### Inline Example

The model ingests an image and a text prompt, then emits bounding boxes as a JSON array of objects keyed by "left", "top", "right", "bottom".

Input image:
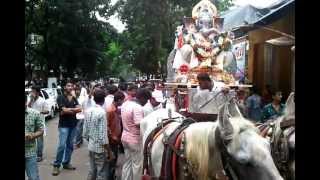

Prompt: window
[
  {"left": 57, "top": 89, "right": 62, "bottom": 96},
  {"left": 41, "top": 90, "right": 49, "bottom": 99}
]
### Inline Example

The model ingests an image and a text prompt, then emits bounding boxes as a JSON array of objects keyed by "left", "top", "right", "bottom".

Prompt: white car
[
  {"left": 25, "top": 88, "right": 56, "bottom": 119},
  {"left": 42, "top": 88, "right": 59, "bottom": 111}
]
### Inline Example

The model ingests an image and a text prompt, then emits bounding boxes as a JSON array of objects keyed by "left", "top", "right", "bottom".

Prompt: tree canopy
[{"left": 25, "top": 0, "right": 119, "bottom": 79}]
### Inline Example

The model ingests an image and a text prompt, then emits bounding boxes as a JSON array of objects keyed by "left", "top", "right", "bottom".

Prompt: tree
[{"left": 25, "top": 0, "right": 119, "bottom": 79}]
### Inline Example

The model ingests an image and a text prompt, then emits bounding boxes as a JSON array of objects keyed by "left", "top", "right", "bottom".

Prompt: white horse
[
  {"left": 259, "top": 92, "right": 295, "bottom": 180},
  {"left": 141, "top": 100, "right": 283, "bottom": 180}
]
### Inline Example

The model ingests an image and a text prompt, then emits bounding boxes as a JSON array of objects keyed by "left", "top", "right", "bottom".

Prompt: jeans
[
  {"left": 25, "top": 155, "right": 40, "bottom": 180},
  {"left": 74, "top": 119, "right": 84, "bottom": 145},
  {"left": 108, "top": 144, "right": 119, "bottom": 180},
  {"left": 88, "top": 151, "right": 109, "bottom": 180},
  {"left": 53, "top": 127, "right": 77, "bottom": 167},
  {"left": 37, "top": 136, "right": 44, "bottom": 158}
]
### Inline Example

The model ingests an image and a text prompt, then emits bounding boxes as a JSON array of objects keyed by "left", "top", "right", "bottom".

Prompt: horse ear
[
  {"left": 218, "top": 103, "right": 234, "bottom": 141},
  {"left": 285, "top": 92, "right": 295, "bottom": 117},
  {"left": 228, "top": 98, "right": 243, "bottom": 118}
]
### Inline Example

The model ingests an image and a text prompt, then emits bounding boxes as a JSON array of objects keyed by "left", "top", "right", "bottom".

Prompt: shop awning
[{"left": 266, "top": 36, "right": 295, "bottom": 46}]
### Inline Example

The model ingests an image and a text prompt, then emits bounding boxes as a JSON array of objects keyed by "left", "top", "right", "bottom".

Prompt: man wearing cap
[{"left": 143, "top": 90, "right": 165, "bottom": 117}]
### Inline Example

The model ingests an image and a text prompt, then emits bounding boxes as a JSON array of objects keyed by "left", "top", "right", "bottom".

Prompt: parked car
[
  {"left": 42, "top": 88, "right": 58, "bottom": 111},
  {"left": 25, "top": 88, "right": 56, "bottom": 119},
  {"left": 51, "top": 88, "right": 63, "bottom": 99}
]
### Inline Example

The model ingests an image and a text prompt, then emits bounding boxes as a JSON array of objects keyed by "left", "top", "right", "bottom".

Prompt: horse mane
[
  {"left": 185, "top": 122, "right": 215, "bottom": 180},
  {"left": 184, "top": 117, "right": 257, "bottom": 180}
]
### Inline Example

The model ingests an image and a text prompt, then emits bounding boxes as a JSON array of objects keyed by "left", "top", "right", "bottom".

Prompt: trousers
[
  {"left": 53, "top": 127, "right": 77, "bottom": 167},
  {"left": 87, "top": 151, "right": 109, "bottom": 180},
  {"left": 121, "top": 141, "right": 143, "bottom": 180},
  {"left": 25, "top": 155, "right": 40, "bottom": 180}
]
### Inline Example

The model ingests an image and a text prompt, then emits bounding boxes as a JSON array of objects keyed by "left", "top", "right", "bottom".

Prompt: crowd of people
[
  {"left": 237, "top": 84, "right": 286, "bottom": 123},
  {"left": 25, "top": 78, "right": 166, "bottom": 180},
  {"left": 25, "top": 75, "right": 286, "bottom": 180}
]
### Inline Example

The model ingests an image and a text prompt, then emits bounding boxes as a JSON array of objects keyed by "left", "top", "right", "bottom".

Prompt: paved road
[{"left": 26, "top": 115, "right": 124, "bottom": 180}]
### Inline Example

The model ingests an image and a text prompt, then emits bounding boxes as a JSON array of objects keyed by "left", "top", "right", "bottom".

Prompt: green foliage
[
  {"left": 214, "top": 0, "right": 234, "bottom": 13},
  {"left": 25, "top": 0, "right": 118, "bottom": 79}
]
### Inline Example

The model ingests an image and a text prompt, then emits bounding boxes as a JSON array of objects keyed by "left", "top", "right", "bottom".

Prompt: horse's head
[{"left": 217, "top": 100, "right": 283, "bottom": 180}]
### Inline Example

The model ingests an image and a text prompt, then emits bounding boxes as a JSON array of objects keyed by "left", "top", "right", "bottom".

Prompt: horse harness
[
  {"left": 270, "top": 117, "right": 295, "bottom": 179},
  {"left": 142, "top": 117, "right": 235, "bottom": 180},
  {"left": 142, "top": 118, "right": 197, "bottom": 180},
  {"left": 142, "top": 119, "right": 175, "bottom": 179}
]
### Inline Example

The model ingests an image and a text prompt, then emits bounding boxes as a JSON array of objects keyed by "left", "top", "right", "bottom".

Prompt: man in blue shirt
[{"left": 245, "top": 86, "right": 262, "bottom": 122}]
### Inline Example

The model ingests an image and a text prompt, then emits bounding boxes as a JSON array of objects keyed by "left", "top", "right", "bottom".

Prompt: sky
[{"left": 100, "top": 0, "right": 281, "bottom": 33}]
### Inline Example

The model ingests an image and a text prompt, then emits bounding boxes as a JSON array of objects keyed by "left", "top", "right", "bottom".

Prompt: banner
[{"left": 232, "top": 41, "right": 247, "bottom": 81}]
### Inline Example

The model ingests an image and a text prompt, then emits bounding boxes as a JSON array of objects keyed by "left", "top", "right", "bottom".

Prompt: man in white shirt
[
  {"left": 79, "top": 84, "right": 88, "bottom": 98},
  {"left": 103, "top": 85, "right": 118, "bottom": 110},
  {"left": 74, "top": 86, "right": 86, "bottom": 148},
  {"left": 143, "top": 90, "right": 165, "bottom": 117},
  {"left": 190, "top": 73, "right": 231, "bottom": 114},
  {"left": 28, "top": 86, "right": 49, "bottom": 162},
  {"left": 75, "top": 86, "right": 97, "bottom": 147}
]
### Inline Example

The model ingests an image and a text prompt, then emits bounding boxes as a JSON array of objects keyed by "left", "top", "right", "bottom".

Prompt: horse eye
[{"left": 246, "top": 161, "right": 255, "bottom": 167}]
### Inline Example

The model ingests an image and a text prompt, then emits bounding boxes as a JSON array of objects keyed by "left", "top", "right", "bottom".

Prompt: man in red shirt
[{"left": 106, "top": 91, "right": 125, "bottom": 179}]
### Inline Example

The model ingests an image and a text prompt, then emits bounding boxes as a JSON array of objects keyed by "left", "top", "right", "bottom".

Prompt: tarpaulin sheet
[{"left": 221, "top": 0, "right": 294, "bottom": 32}]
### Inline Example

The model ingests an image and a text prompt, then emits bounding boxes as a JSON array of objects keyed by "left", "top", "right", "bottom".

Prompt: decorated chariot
[{"left": 164, "top": 0, "right": 251, "bottom": 120}]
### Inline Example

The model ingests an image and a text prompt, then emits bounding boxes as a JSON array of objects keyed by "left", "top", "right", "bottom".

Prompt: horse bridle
[{"left": 215, "top": 127, "right": 240, "bottom": 180}]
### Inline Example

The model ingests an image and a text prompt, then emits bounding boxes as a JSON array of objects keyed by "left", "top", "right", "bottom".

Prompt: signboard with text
[{"left": 232, "top": 41, "right": 247, "bottom": 81}]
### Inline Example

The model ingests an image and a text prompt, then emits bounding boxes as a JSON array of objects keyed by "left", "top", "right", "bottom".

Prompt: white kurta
[{"left": 143, "top": 101, "right": 162, "bottom": 117}]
